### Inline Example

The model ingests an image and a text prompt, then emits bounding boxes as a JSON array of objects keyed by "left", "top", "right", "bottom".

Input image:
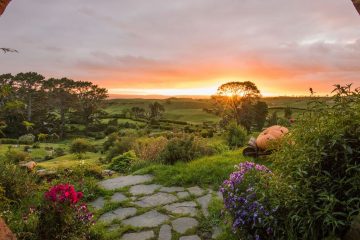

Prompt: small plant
[
  {"left": 110, "top": 151, "right": 137, "bottom": 173},
  {"left": 104, "top": 125, "right": 118, "bottom": 135},
  {"left": 5, "top": 150, "right": 31, "bottom": 163},
  {"left": 226, "top": 122, "right": 248, "bottom": 148},
  {"left": 54, "top": 147, "right": 66, "bottom": 157},
  {"left": 70, "top": 138, "right": 92, "bottom": 159},
  {"left": 158, "top": 135, "right": 196, "bottom": 164},
  {"left": 37, "top": 184, "right": 93, "bottom": 239},
  {"left": 18, "top": 134, "right": 35, "bottom": 144}
]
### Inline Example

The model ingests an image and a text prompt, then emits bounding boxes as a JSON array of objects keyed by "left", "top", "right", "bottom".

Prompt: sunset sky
[{"left": 0, "top": 0, "right": 359, "bottom": 97}]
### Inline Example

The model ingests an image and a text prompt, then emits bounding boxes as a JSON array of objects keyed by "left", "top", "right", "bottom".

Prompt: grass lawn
[
  {"left": 38, "top": 152, "right": 102, "bottom": 169},
  {"left": 133, "top": 149, "right": 250, "bottom": 188},
  {"left": 0, "top": 143, "right": 69, "bottom": 160}
]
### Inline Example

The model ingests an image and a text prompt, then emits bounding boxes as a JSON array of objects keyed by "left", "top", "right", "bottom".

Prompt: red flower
[{"left": 45, "top": 183, "right": 83, "bottom": 205}]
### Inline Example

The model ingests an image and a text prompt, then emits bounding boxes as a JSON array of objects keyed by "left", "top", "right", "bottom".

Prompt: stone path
[{"left": 90, "top": 174, "right": 222, "bottom": 240}]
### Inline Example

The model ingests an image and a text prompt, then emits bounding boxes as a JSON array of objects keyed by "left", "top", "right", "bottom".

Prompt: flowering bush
[
  {"left": 45, "top": 183, "right": 83, "bottom": 204},
  {"left": 37, "top": 183, "right": 93, "bottom": 239},
  {"left": 221, "top": 161, "right": 277, "bottom": 240}
]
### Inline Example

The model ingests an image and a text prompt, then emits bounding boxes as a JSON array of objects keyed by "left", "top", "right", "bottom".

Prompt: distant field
[
  {"left": 105, "top": 97, "right": 321, "bottom": 124},
  {"left": 105, "top": 98, "right": 220, "bottom": 124}
]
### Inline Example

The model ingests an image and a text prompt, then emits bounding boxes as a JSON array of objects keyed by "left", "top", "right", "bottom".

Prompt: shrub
[
  {"left": 226, "top": 122, "right": 248, "bottom": 148},
  {"left": 86, "top": 131, "right": 105, "bottom": 140},
  {"left": 268, "top": 85, "right": 360, "bottom": 239},
  {"left": 158, "top": 135, "right": 197, "bottom": 164},
  {"left": 106, "top": 137, "right": 135, "bottom": 162},
  {"left": 37, "top": 184, "right": 93, "bottom": 239},
  {"left": 54, "top": 147, "right": 66, "bottom": 157},
  {"left": 102, "top": 132, "right": 120, "bottom": 151},
  {"left": 0, "top": 159, "right": 38, "bottom": 202},
  {"left": 32, "top": 142, "right": 41, "bottom": 149},
  {"left": 5, "top": 150, "right": 31, "bottom": 163},
  {"left": 70, "top": 138, "right": 92, "bottom": 159},
  {"left": 18, "top": 134, "right": 35, "bottom": 144},
  {"left": 133, "top": 137, "right": 168, "bottom": 162},
  {"left": 109, "top": 151, "right": 137, "bottom": 173},
  {"left": 201, "top": 129, "right": 214, "bottom": 138},
  {"left": 104, "top": 125, "right": 118, "bottom": 135},
  {"left": 221, "top": 162, "right": 277, "bottom": 240}
]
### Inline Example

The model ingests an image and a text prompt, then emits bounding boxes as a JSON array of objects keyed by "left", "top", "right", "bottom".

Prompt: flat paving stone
[
  {"left": 89, "top": 197, "right": 105, "bottom": 210},
  {"left": 158, "top": 224, "right": 172, "bottom": 240},
  {"left": 177, "top": 191, "right": 190, "bottom": 199},
  {"left": 111, "top": 192, "right": 127, "bottom": 202},
  {"left": 121, "top": 230, "right": 154, "bottom": 240},
  {"left": 98, "top": 207, "right": 137, "bottom": 222},
  {"left": 172, "top": 217, "right": 199, "bottom": 234},
  {"left": 179, "top": 235, "right": 201, "bottom": 240},
  {"left": 187, "top": 186, "right": 205, "bottom": 197},
  {"left": 160, "top": 186, "right": 185, "bottom": 193},
  {"left": 216, "top": 191, "right": 223, "bottom": 201},
  {"left": 122, "top": 210, "right": 169, "bottom": 228},
  {"left": 98, "top": 175, "right": 153, "bottom": 190},
  {"left": 164, "top": 201, "right": 198, "bottom": 216},
  {"left": 134, "top": 192, "right": 178, "bottom": 207},
  {"left": 197, "top": 194, "right": 212, "bottom": 217},
  {"left": 179, "top": 236, "right": 201, "bottom": 240},
  {"left": 129, "top": 184, "right": 161, "bottom": 195},
  {"left": 212, "top": 226, "right": 222, "bottom": 239}
]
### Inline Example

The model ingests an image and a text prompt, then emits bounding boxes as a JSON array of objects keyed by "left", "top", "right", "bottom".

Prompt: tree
[
  {"left": 213, "top": 81, "right": 261, "bottom": 132},
  {"left": 253, "top": 101, "right": 268, "bottom": 130},
  {"left": 14, "top": 72, "right": 45, "bottom": 122},
  {"left": 43, "top": 78, "right": 77, "bottom": 139},
  {"left": 73, "top": 81, "right": 108, "bottom": 126},
  {"left": 131, "top": 107, "right": 145, "bottom": 119},
  {"left": 148, "top": 102, "right": 165, "bottom": 120}
]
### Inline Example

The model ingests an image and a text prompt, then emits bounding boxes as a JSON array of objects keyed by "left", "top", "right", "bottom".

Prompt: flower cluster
[
  {"left": 76, "top": 203, "right": 94, "bottom": 224},
  {"left": 221, "top": 161, "right": 276, "bottom": 240},
  {"left": 45, "top": 183, "right": 83, "bottom": 204}
]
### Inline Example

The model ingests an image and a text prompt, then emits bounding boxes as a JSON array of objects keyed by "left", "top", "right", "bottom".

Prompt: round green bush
[
  {"left": 70, "top": 138, "right": 92, "bottom": 159},
  {"left": 226, "top": 122, "right": 248, "bottom": 148}
]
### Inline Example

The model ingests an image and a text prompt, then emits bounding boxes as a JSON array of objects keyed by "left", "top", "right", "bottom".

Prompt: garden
[{"left": 1, "top": 76, "right": 359, "bottom": 240}]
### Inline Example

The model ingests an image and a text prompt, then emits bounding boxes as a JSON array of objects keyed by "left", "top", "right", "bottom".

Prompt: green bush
[
  {"left": 226, "top": 122, "right": 248, "bottom": 148},
  {"left": 0, "top": 158, "right": 38, "bottom": 202},
  {"left": 158, "top": 135, "right": 194, "bottom": 164},
  {"left": 54, "top": 147, "right": 66, "bottom": 157},
  {"left": 5, "top": 150, "right": 31, "bottom": 163},
  {"left": 109, "top": 151, "right": 137, "bottom": 173},
  {"left": 70, "top": 138, "right": 92, "bottom": 159},
  {"left": 268, "top": 85, "right": 360, "bottom": 239},
  {"left": 18, "top": 134, "right": 35, "bottom": 144},
  {"left": 106, "top": 137, "right": 135, "bottom": 162},
  {"left": 104, "top": 125, "right": 118, "bottom": 135},
  {"left": 102, "top": 132, "right": 120, "bottom": 151}
]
